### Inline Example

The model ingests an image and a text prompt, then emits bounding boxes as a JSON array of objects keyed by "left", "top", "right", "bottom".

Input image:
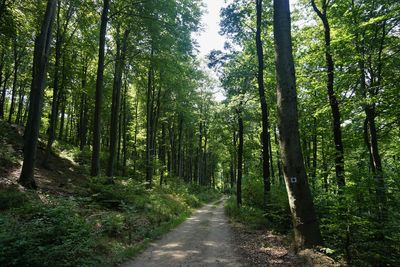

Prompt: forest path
[{"left": 123, "top": 198, "right": 244, "bottom": 267}]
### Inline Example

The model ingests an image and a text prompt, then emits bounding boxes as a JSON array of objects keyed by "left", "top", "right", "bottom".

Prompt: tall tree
[
  {"left": 311, "top": 0, "right": 345, "bottom": 191},
  {"left": 106, "top": 28, "right": 129, "bottom": 179},
  {"left": 91, "top": 0, "right": 110, "bottom": 177},
  {"left": 273, "top": 0, "right": 322, "bottom": 249},
  {"left": 19, "top": 0, "right": 57, "bottom": 188},
  {"left": 255, "top": 0, "right": 271, "bottom": 205}
]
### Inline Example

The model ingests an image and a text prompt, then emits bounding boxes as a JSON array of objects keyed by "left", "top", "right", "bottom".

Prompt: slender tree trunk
[
  {"left": 19, "top": 0, "right": 56, "bottom": 189},
  {"left": 15, "top": 81, "right": 25, "bottom": 125},
  {"left": 145, "top": 49, "right": 154, "bottom": 188},
  {"left": 0, "top": 53, "right": 4, "bottom": 118},
  {"left": 0, "top": 68, "right": 10, "bottom": 119},
  {"left": 197, "top": 121, "right": 203, "bottom": 185},
  {"left": 256, "top": 0, "right": 271, "bottom": 205},
  {"left": 311, "top": 0, "right": 345, "bottom": 190},
  {"left": 203, "top": 122, "right": 208, "bottom": 185},
  {"left": 355, "top": 22, "right": 387, "bottom": 219},
  {"left": 78, "top": 63, "right": 88, "bottom": 151},
  {"left": 8, "top": 38, "right": 19, "bottom": 123},
  {"left": 122, "top": 77, "right": 128, "bottom": 176},
  {"left": 107, "top": 28, "right": 129, "bottom": 179},
  {"left": 44, "top": 0, "right": 62, "bottom": 165},
  {"left": 311, "top": 117, "right": 318, "bottom": 190},
  {"left": 160, "top": 122, "right": 166, "bottom": 186},
  {"left": 91, "top": 0, "right": 110, "bottom": 177},
  {"left": 236, "top": 109, "right": 243, "bottom": 208},
  {"left": 273, "top": 0, "right": 323, "bottom": 249}
]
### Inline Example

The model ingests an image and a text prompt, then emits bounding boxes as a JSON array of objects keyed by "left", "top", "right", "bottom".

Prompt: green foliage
[
  {"left": 0, "top": 179, "right": 220, "bottom": 266},
  {"left": 0, "top": 194, "right": 102, "bottom": 267},
  {"left": 225, "top": 196, "right": 267, "bottom": 229},
  {"left": 0, "top": 188, "right": 29, "bottom": 210}
]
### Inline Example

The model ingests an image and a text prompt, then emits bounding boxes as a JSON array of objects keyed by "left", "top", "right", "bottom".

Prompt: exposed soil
[
  {"left": 123, "top": 199, "right": 309, "bottom": 267},
  {"left": 230, "top": 223, "right": 306, "bottom": 266},
  {"left": 0, "top": 121, "right": 88, "bottom": 195},
  {"left": 123, "top": 199, "right": 245, "bottom": 267}
]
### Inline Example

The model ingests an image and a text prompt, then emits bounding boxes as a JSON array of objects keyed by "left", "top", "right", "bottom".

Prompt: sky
[
  {"left": 194, "top": 0, "right": 228, "bottom": 101},
  {"left": 194, "top": 0, "right": 300, "bottom": 101},
  {"left": 196, "top": 0, "right": 227, "bottom": 57}
]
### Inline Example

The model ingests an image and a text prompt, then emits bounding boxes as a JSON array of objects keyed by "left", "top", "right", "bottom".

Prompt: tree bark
[
  {"left": 145, "top": 48, "right": 154, "bottom": 188},
  {"left": 90, "top": 0, "right": 110, "bottom": 177},
  {"left": 19, "top": 0, "right": 56, "bottom": 189},
  {"left": 43, "top": 1, "right": 62, "bottom": 164},
  {"left": 106, "top": 28, "right": 129, "bottom": 179},
  {"left": 8, "top": 37, "right": 20, "bottom": 123},
  {"left": 0, "top": 66, "right": 10, "bottom": 119},
  {"left": 273, "top": 0, "right": 323, "bottom": 249},
  {"left": 236, "top": 109, "right": 243, "bottom": 208},
  {"left": 311, "top": 0, "right": 345, "bottom": 191},
  {"left": 256, "top": 0, "right": 271, "bottom": 205}
]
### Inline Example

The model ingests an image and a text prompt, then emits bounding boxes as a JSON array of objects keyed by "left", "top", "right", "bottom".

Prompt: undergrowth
[{"left": 0, "top": 178, "right": 220, "bottom": 266}]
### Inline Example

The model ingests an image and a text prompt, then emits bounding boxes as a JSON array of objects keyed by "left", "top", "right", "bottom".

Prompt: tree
[
  {"left": 273, "top": 0, "right": 322, "bottom": 249},
  {"left": 255, "top": 0, "right": 271, "bottom": 205},
  {"left": 311, "top": 0, "right": 345, "bottom": 191},
  {"left": 19, "top": 0, "right": 57, "bottom": 188},
  {"left": 91, "top": 0, "right": 110, "bottom": 177},
  {"left": 106, "top": 28, "right": 129, "bottom": 179}
]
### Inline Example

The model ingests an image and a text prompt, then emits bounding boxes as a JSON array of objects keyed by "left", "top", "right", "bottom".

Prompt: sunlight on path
[{"left": 122, "top": 199, "right": 243, "bottom": 267}]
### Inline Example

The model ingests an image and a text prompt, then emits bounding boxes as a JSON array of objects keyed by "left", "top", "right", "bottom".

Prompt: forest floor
[
  {"left": 0, "top": 120, "right": 88, "bottom": 194},
  {"left": 123, "top": 198, "right": 307, "bottom": 267}
]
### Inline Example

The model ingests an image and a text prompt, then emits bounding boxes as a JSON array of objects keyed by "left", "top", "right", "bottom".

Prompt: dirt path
[{"left": 123, "top": 198, "right": 244, "bottom": 267}]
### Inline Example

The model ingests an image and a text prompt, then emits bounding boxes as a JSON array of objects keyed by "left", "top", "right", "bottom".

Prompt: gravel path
[{"left": 123, "top": 198, "right": 244, "bottom": 267}]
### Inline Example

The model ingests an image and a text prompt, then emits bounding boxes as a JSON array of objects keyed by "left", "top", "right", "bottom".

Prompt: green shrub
[
  {"left": 225, "top": 196, "right": 267, "bottom": 229},
  {"left": 0, "top": 188, "right": 29, "bottom": 210},
  {"left": 0, "top": 199, "right": 102, "bottom": 267}
]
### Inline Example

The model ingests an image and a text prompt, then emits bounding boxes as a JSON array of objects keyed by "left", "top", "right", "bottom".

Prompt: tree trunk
[
  {"left": 273, "top": 0, "right": 323, "bottom": 249},
  {"left": 256, "top": 0, "right": 271, "bottom": 205},
  {"left": 236, "top": 109, "right": 243, "bottom": 208},
  {"left": 8, "top": 38, "right": 20, "bottom": 123},
  {"left": 19, "top": 0, "right": 56, "bottom": 189},
  {"left": 107, "top": 28, "right": 129, "bottom": 179},
  {"left": 145, "top": 48, "right": 154, "bottom": 188},
  {"left": 15, "top": 81, "right": 26, "bottom": 125},
  {"left": 43, "top": 0, "right": 62, "bottom": 165},
  {"left": 90, "top": 0, "right": 110, "bottom": 177},
  {"left": 0, "top": 68, "right": 10, "bottom": 119},
  {"left": 311, "top": 0, "right": 345, "bottom": 191}
]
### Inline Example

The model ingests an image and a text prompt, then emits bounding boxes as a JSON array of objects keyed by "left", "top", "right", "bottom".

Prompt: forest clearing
[{"left": 0, "top": 0, "right": 399, "bottom": 266}]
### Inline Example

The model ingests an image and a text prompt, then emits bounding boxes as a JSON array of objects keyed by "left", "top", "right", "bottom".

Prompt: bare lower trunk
[
  {"left": 19, "top": 0, "right": 56, "bottom": 189},
  {"left": 91, "top": 0, "right": 110, "bottom": 177},
  {"left": 273, "top": 0, "right": 323, "bottom": 249},
  {"left": 236, "top": 109, "right": 243, "bottom": 208},
  {"left": 256, "top": 0, "right": 271, "bottom": 206},
  {"left": 311, "top": 0, "right": 345, "bottom": 190}
]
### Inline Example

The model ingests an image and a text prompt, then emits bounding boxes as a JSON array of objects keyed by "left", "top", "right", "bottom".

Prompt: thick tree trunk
[
  {"left": 311, "top": 0, "right": 345, "bottom": 191},
  {"left": 273, "top": 0, "right": 323, "bottom": 249},
  {"left": 256, "top": 0, "right": 271, "bottom": 205},
  {"left": 107, "top": 28, "right": 129, "bottom": 179},
  {"left": 90, "top": 0, "right": 110, "bottom": 177},
  {"left": 19, "top": 0, "right": 56, "bottom": 189}
]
